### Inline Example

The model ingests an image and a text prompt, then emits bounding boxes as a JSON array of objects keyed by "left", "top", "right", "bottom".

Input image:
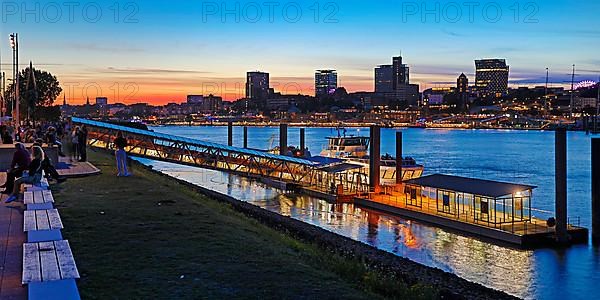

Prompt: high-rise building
[
  {"left": 475, "top": 59, "right": 509, "bottom": 98},
  {"left": 315, "top": 70, "right": 338, "bottom": 97},
  {"left": 457, "top": 73, "right": 468, "bottom": 93},
  {"left": 187, "top": 95, "right": 204, "bottom": 104},
  {"left": 95, "top": 97, "right": 108, "bottom": 106},
  {"left": 246, "top": 71, "right": 270, "bottom": 100},
  {"left": 392, "top": 56, "right": 410, "bottom": 89},
  {"left": 375, "top": 65, "right": 393, "bottom": 93},
  {"left": 373, "top": 55, "right": 419, "bottom": 106},
  {"left": 201, "top": 94, "right": 223, "bottom": 113},
  {"left": 457, "top": 73, "right": 469, "bottom": 112}
]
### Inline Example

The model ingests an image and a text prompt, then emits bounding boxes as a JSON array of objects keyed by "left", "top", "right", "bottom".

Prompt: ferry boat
[{"left": 319, "top": 134, "right": 424, "bottom": 184}]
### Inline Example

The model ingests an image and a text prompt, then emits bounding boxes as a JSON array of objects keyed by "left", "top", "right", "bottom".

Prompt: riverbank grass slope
[{"left": 53, "top": 150, "right": 438, "bottom": 299}]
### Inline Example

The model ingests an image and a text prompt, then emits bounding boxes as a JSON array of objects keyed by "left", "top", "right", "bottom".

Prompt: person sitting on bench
[
  {"left": 45, "top": 126, "right": 66, "bottom": 157},
  {"left": 33, "top": 139, "right": 66, "bottom": 184},
  {"left": 1, "top": 143, "right": 30, "bottom": 194},
  {"left": 5, "top": 146, "right": 45, "bottom": 203}
]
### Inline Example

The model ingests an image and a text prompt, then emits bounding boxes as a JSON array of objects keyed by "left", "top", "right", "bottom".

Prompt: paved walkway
[
  {"left": 0, "top": 173, "right": 26, "bottom": 300},
  {"left": 57, "top": 157, "right": 101, "bottom": 178},
  {"left": 0, "top": 158, "right": 99, "bottom": 299}
]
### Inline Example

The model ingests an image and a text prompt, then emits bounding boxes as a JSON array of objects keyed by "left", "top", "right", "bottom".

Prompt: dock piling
[
  {"left": 585, "top": 117, "right": 590, "bottom": 135},
  {"left": 228, "top": 122, "right": 233, "bottom": 146},
  {"left": 280, "top": 123, "right": 288, "bottom": 156},
  {"left": 396, "top": 131, "right": 403, "bottom": 186},
  {"left": 370, "top": 125, "right": 381, "bottom": 193},
  {"left": 243, "top": 126, "right": 248, "bottom": 149},
  {"left": 592, "top": 138, "right": 600, "bottom": 243},
  {"left": 300, "top": 128, "right": 305, "bottom": 157},
  {"left": 555, "top": 128, "right": 569, "bottom": 243}
]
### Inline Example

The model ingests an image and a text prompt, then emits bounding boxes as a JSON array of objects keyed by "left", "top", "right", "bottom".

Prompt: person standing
[
  {"left": 114, "top": 131, "right": 130, "bottom": 176},
  {"left": 70, "top": 126, "right": 80, "bottom": 162},
  {"left": 78, "top": 125, "right": 88, "bottom": 162}
]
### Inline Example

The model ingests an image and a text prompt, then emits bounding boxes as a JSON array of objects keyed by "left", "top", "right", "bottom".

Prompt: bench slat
[
  {"left": 35, "top": 210, "right": 51, "bottom": 231},
  {"left": 39, "top": 241, "right": 61, "bottom": 281},
  {"left": 25, "top": 185, "right": 48, "bottom": 192},
  {"left": 48, "top": 209, "right": 63, "bottom": 230},
  {"left": 43, "top": 190, "right": 55, "bottom": 203},
  {"left": 24, "top": 211, "right": 37, "bottom": 232},
  {"left": 24, "top": 191, "right": 34, "bottom": 204},
  {"left": 33, "top": 191, "right": 44, "bottom": 204},
  {"left": 55, "top": 240, "right": 80, "bottom": 280},
  {"left": 23, "top": 243, "right": 42, "bottom": 284}
]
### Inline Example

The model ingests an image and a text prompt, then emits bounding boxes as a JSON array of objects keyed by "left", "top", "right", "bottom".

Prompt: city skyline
[{"left": 1, "top": 0, "right": 599, "bottom": 104}]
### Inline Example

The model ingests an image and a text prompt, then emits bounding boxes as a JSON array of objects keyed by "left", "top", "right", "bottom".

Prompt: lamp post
[
  {"left": 10, "top": 33, "right": 19, "bottom": 128},
  {"left": 6, "top": 78, "right": 13, "bottom": 121},
  {"left": 0, "top": 72, "right": 4, "bottom": 118}
]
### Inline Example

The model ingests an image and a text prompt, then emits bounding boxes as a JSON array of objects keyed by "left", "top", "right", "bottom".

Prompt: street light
[
  {"left": 9, "top": 33, "right": 19, "bottom": 127},
  {"left": 9, "top": 34, "right": 15, "bottom": 49}
]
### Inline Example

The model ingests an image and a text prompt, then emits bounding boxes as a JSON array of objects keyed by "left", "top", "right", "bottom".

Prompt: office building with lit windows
[
  {"left": 375, "top": 65, "right": 394, "bottom": 93},
  {"left": 246, "top": 71, "right": 270, "bottom": 100},
  {"left": 392, "top": 56, "right": 409, "bottom": 89},
  {"left": 373, "top": 55, "right": 419, "bottom": 106},
  {"left": 475, "top": 59, "right": 509, "bottom": 98},
  {"left": 315, "top": 70, "right": 338, "bottom": 97}
]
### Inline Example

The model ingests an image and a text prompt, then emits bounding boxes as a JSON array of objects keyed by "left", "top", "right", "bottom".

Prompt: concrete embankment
[{"left": 139, "top": 162, "right": 518, "bottom": 300}]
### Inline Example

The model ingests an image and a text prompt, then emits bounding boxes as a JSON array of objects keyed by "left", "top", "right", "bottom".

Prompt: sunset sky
[{"left": 1, "top": 0, "right": 599, "bottom": 105}]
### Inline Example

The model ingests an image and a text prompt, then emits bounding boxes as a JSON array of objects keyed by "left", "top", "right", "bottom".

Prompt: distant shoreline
[{"left": 148, "top": 122, "right": 595, "bottom": 133}]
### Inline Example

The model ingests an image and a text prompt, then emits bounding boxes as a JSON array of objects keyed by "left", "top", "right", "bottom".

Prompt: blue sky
[{"left": 1, "top": 0, "right": 599, "bottom": 103}]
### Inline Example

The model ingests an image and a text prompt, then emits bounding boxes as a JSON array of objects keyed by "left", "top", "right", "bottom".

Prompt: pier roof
[
  {"left": 72, "top": 117, "right": 317, "bottom": 166},
  {"left": 405, "top": 174, "right": 536, "bottom": 198},
  {"left": 316, "top": 162, "right": 363, "bottom": 173}
]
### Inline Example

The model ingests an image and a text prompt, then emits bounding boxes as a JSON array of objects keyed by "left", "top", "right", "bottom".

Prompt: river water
[{"left": 135, "top": 126, "right": 599, "bottom": 300}]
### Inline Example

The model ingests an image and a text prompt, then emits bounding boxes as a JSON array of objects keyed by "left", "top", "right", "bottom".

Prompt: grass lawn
[{"left": 53, "top": 150, "right": 437, "bottom": 299}]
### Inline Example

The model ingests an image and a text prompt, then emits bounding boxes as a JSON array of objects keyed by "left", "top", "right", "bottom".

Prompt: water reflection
[
  {"left": 137, "top": 159, "right": 551, "bottom": 298},
  {"left": 138, "top": 126, "right": 600, "bottom": 300}
]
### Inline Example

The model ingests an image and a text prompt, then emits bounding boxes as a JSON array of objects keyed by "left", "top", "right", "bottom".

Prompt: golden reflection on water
[
  {"left": 273, "top": 193, "right": 534, "bottom": 298},
  {"left": 151, "top": 164, "right": 536, "bottom": 299}
]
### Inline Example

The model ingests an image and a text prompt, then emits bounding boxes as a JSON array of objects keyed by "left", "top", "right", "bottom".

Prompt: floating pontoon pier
[{"left": 354, "top": 174, "right": 587, "bottom": 247}]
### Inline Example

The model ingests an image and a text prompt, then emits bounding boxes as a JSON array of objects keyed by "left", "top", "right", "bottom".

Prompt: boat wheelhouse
[{"left": 320, "top": 135, "right": 424, "bottom": 183}]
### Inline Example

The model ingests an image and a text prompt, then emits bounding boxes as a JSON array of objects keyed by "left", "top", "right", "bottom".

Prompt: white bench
[
  {"left": 23, "top": 240, "right": 80, "bottom": 300},
  {"left": 24, "top": 190, "right": 55, "bottom": 210},
  {"left": 24, "top": 177, "right": 50, "bottom": 192},
  {"left": 24, "top": 209, "right": 64, "bottom": 243}
]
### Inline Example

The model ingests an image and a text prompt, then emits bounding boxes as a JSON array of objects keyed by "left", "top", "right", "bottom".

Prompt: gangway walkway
[{"left": 72, "top": 118, "right": 345, "bottom": 188}]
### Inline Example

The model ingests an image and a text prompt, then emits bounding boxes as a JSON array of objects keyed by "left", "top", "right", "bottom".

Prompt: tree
[
  {"left": 3, "top": 66, "right": 62, "bottom": 121},
  {"left": 34, "top": 106, "right": 61, "bottom": 122}
]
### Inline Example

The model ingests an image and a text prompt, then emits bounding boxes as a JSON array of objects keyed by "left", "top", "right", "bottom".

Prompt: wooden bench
[
  {"left": 23, "top": 240, "right": 80, "bottom": 300},
  {"left": 25, "top": 177, "right": 50, "bottom": 192},
  {"left": 24, "top": 190, "right": 55, "bottom": 210},
  {"left": 24, "top": 209, "right": 64, "bottom": 243}
]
